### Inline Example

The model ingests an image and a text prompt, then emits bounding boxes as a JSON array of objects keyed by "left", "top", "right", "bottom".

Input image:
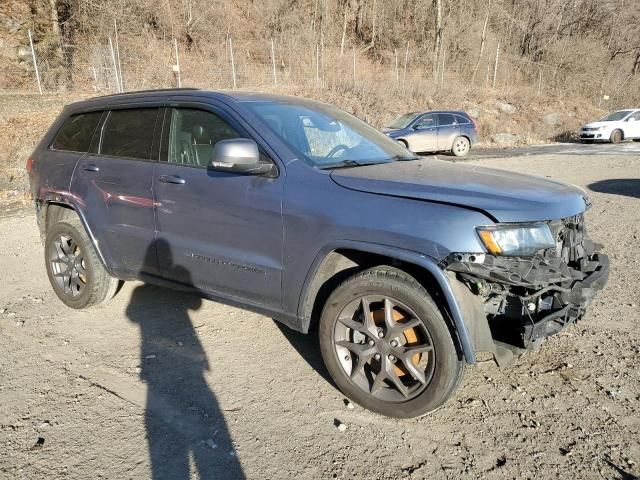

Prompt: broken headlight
[{"left": 476, "top": 224, "right": 555, "bottom": 256}]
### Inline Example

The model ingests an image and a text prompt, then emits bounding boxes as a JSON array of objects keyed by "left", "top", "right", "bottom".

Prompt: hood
[
  {"left": 381, "top": 127, "right": 403, "bottom": 134},
  {"left": 583, "top": 121, "right": 615, "bottom": 128},
  {"left": 330, "top": 158, "right": 587, "bottom": 223}
]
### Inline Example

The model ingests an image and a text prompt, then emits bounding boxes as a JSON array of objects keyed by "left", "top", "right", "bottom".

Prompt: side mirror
[{"left": 209, "top": 138, "right": 275, "bottom": 176}]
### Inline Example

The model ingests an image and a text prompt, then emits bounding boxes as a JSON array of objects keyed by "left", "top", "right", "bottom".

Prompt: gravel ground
[{"left": 0, "top": 153, "right": 638, "bottom": 480}]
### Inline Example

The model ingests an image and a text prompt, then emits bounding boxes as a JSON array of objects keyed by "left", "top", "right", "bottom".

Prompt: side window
[
  {"left": 100, "top": 108, "right": 159, "bottom": 160},
  {"left": 456, "top": 115, "right": 470, "bottom": 125},
  {"left": 437, "top": 113, "right": 456, "bottom": 126},
  {"left": 629, "top": 112, "right": 640, "bottom": 121},
  {"left": 414, "top": 114, "right": 435, "bottom": 129},
  {"left": 165, "top": 108, "right": 241, "bottom": 167},
  {"left": 51, "top": 111, "right": 102, "bottom": 153}
]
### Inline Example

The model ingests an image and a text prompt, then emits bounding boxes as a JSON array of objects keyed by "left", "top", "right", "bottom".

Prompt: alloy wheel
[
  {"left": 49, "top": 234, "right": 87, "bottom": 297},
  {"left": 453, "top": 137, "right": 470, "bottom": 155},
  {"left": 333, "top": 295, "right": 435, "bottom": 402}
]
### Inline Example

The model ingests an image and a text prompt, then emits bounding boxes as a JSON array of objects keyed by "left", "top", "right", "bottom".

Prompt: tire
[
  {"left": 451, "top": 136, "right": 471, "bottom": 157},
  {"left": 45, "top": 218, "right": 121, "bottom": 309},
  {"left": 610, "top": 129, "right": 623, "bottom": 144},
  {"left": 319, "top": 266, "right": 465, "bottom": 418}
]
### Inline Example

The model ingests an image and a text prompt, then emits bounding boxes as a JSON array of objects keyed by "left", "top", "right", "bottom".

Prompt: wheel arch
[
  {"left": 298, "top": 242, "right": 478, "bottom": 364},
  {"left": 39, "top": 198, "right": 114, "bottom": 276}
]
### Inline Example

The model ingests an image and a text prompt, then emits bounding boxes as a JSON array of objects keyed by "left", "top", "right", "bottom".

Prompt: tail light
[
  {"left": 469, "top": 116, "right": 477, "bottom": 129},
  {"left": 26, "top": 157, "right": 34, "bottom": 174}
]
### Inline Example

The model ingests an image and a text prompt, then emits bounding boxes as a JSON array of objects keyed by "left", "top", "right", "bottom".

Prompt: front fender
[{"left": 299, "top": 240, "right": 477, "bottom": 364}]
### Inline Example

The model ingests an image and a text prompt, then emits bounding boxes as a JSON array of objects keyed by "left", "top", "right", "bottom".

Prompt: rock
[
  {"left": 206, "top": 439, "right": 218, "bottom": 449},
  {"left": 346, "top": 401, "right": 354, "bottom": 410},
  {"left": 336, "top": 421, "right": 347, "bottom": 432},
  {"left": 467, "top": 107, "right": 480, "bottom": 119},
  {"left": 134, "top": 367, "right": 142, "bottom": 374},
  {"left": 543, "top": 112, "right": 562, "bottom": 126},
  {"left": 496, "top": 101, "right": 517, "bottom": 114},
  {"left": 7, "top": 312, "right": 16, "bottom": 318},
  {"left": 491, "top": 133, "right": 521, "bottom": 146}
]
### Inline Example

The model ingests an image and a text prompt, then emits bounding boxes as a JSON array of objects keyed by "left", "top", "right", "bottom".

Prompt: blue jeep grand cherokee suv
[{"left": 28, "top": 89, "right": 608, "bottom": 418}]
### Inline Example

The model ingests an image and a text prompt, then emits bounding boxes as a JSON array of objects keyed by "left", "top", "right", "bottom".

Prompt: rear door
[
  {"left": 71, "top": 106, "right": 161, "bottom": 276},
  {"left": 409, "top": 114, "right": 437, "bottom": 152},
  {"left": 153, "top": 103, "right": 284, "bottom": 309},
  {"left": 436, "top": 113, "right": 460, "bottom": 150}
]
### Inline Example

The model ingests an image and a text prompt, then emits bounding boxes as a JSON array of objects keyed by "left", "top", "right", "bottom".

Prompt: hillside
[{"left": 1, "top": 0, "right": 639, "bottom": 196}]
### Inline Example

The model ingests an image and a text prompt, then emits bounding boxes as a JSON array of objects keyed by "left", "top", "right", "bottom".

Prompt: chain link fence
[{"left": 4, "top": 29, "right": 560, "bottom": 98}]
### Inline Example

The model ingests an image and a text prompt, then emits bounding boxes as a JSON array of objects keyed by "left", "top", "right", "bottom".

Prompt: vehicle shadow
[
  {"left": 126, "top": 240, "right": 245, "bottom": 480},
  {"left": 274, "top": 321, "right": 335, "bottom": 387},
  {"left": 588, "top": 179, "right": 640, "bottom": 199}
]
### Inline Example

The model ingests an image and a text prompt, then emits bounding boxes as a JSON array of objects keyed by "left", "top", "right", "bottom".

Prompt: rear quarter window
[
  {"left": 455, "top": 115, "right": 471, "bottom": 124},
  {"left": 100, "top": 108, "right": 159, "bottom": 160},
  {"left": 51, "top": 111, "right": 102, "bottom": 152}
]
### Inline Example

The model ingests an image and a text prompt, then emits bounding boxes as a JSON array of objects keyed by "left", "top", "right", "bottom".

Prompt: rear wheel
[
  {"left": 610, "top": 129, "right": 623, "bottom": 144},
  {"left": 45, "top": 218, "right": 120, "bottom": 309},
  {"left": 319, "top": 266, "right": 464, "bottom": 418},
  {"left": 451, "top": 136, "right": 471, "bottom": 157}
]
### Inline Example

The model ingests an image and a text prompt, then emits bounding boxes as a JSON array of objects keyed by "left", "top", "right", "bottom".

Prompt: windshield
[
  {"left": 600, "top": 110, "right": 633, "bottom": 122},
  {"left": 387, "top": 112, "right": 421, "bottom": 129},
  {"left": 245, "top": 99, "right": 417, "bottom": 168}
]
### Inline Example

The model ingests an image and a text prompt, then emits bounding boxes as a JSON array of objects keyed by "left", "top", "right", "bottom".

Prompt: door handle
[
  {"left": 159, "top": 174, "right": 186, "bottom": 185},
  {"left": 83, "top": 164, "right": 100, "bottom": 172}
]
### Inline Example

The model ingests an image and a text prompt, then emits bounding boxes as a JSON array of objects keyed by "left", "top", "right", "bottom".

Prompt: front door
[
  {"left": 153, "top": 105, "right": 284, "bottom": 309},
  {"left": 410, "top": 114, "right": 438, "bottom": 152},
  {"left": 71, "top": 107, "right": 161, "bottom": 276},
  {"left": 624, "top": 111, "right": 640, "bottom": 138}
]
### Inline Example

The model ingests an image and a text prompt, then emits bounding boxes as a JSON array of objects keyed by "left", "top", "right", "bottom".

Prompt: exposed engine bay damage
[{"left": 442, "top": 215, "right": 609, "bottom": 366}]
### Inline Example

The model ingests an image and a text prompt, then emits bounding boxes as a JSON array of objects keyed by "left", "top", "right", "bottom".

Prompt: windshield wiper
[{"left": 318, "top": 160, "right": 366, "bottom": 170}]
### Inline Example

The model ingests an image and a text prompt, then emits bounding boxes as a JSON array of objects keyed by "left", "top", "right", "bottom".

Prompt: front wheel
[
  {"left": 451, "top": 136, "right": 471, "bottom": 157},
  {"left": 610, "top": 129, "right": 623, "bottom": 144},
  {"left": 319, "top": 266, "right": 464, "bottom": 418},
  {"left": 45, "top": 218, "right": 121, "bottom": 309}
]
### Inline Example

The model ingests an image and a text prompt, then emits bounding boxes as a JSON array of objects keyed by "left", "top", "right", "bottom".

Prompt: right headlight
[{"left": 476, "top": 224, "right": 555, "bottom": 256}]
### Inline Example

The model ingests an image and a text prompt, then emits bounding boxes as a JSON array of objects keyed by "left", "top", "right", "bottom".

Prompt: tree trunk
[
  {"left": 471, "top": 13, "right": 488, "bottom": 83},
  {"left": 432, "top": 0, "right": 442, "bottom": 78}
]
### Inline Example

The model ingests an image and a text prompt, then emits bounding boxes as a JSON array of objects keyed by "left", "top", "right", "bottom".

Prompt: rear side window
[
  {"left": 437, "top": 113, "right": 456, "bottom": 126},
  {"left": 52, "top": 112, "right": 102, "bottom": 152},
  {"left": 100, "top": 108, "right": 159, "bottom": 160},
  {"left": 455, "top": 115, "right": 470, "bottom": 124}
]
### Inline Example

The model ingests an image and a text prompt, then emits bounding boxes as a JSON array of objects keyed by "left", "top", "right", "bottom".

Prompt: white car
[{"left": 579, "top": 109, "right": 640, "bottom": 143}]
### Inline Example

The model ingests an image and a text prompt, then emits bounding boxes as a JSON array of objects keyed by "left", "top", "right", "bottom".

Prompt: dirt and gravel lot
[{"left": 0, "top": 152, "right": 638, "bottom": 480}]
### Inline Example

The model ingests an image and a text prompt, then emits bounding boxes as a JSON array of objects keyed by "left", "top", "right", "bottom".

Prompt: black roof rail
[{"left": 94, "top": 87, "right": 200, "bottom": 99}]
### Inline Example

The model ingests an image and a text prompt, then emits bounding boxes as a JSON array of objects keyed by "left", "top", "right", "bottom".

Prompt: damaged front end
[{"left": 442, "top": 214, "right": 609, "bottom": 365}]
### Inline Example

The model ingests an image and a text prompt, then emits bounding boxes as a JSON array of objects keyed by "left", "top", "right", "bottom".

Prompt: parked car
[
  {"left": 28, "top": 89, "right": 608, "bottom": 418},
  {"left": 579, "top": 109, "right": 640, "bottom": 143},
  {"left": 382, "top": 110, "right": 478, "bottom": 156}
]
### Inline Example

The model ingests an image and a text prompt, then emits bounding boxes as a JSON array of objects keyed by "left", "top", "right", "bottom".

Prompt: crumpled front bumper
[
  {"left": 522, "top": 253, "right": 608, "bottom": 343},
  {"left": 442, "top": 244, "right": 609, "bottom": 355}
]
